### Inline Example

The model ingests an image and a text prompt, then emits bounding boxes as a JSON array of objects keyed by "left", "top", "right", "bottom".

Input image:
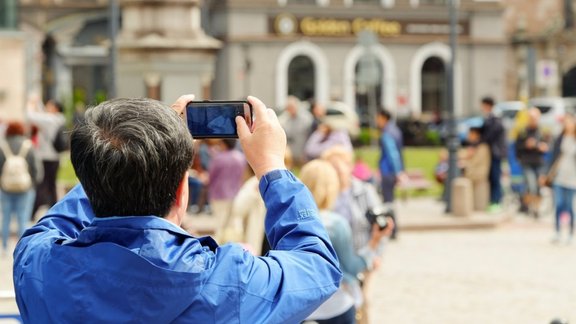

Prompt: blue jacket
[
  {"left": 379, "top": 131, "right": 403, "bottom": 176},
  {"left": 13, "top": 170, "right": 341, "bottom": 323}
]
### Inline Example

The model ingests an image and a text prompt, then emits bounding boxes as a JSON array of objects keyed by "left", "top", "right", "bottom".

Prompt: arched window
[
  {"left": 421, "top": 56, "right": 446, "bottom": 117},
  {"left": 563, "top": 66, "right": 576, "bottom": 97},
  {"left": 288, "top": 55, "right": 315, "bottom": 102}
]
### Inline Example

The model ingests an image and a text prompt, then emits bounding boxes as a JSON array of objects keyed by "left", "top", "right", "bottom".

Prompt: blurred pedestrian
[
  {"left": 301, "top": 159, "right": 384, "bottom": 324},
  {"left": 305, "top": 119, "right": 353, "bottom": 160},
  {"left": 376, "top": 110, "right": 405, "bottom": 239},
  {"left": 0, "top": 121, "right": 43, "bottom": 254},
  {"left": 27, "top": 98, "right": 66, "bottom": 219},
  {"left": 310, "top": 101, "right": 326, "bottom": 134},
  {"left": 546, "top": 113, "right": 576, "bottom": 244},
  {"left": 515, "top": 108, "right": 549, "bottom": 217},
  {"left": 279, "top": 96, "right": 312, "bottom": 166},
  {"left": 462, "top": 127, "right": 491, "bottom": 211},
  {"left": 480, "top": 96, "right": 507, "bottom": 212},
  {"left": 208, "top": 139, "right": 246, "bottom": 241},
  {"left": 321, "top": 146, "right": 393, "bottom": 324}
]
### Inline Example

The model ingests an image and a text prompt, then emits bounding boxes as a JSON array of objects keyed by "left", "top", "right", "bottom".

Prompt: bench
[{"left": 397, "top": 169, "right": 432, "bottom": 200}]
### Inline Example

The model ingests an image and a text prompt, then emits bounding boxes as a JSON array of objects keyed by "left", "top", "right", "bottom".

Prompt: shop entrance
[
  {"left": 563, "top": 66, "right": 576, "bottom": 97},
  {"left": 287, "top": 55, "right": 315, "bottom": 102},
  {"left": 421, "top": 56, "right": 446, "bottom": 119}
]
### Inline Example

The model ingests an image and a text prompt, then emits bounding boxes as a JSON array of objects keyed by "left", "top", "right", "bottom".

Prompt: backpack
[
  {"left": 53, "top": 124, "right": 70, "bottom": 153},
  {"left": 0, "top": 140, "right": 33, "bottom": 193}
]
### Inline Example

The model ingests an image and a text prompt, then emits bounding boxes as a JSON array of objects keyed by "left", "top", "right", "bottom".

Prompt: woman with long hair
[
  {"left": 547, "top": 113, "right": 576, "bottom": 243},
  {"left": 300, "top": 159, "right": 385, "bottom": 324}
]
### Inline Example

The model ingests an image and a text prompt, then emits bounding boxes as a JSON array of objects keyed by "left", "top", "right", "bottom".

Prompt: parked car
[
  {"left": 494, "top": 100, "right": 526, "bottom": 131},
  {"left": 436, "top": 116, "right": 484, "bottom": 145},
  {"left": 528, "top": 97, "right": 576, "bottom": 136}
]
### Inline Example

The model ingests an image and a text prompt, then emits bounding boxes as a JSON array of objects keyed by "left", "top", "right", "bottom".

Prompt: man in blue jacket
[
  {"left": 376, "top": 109, "right": 404, "bottom": 240},
  {"left": 13, "top": 94, "right": 341, "bottom": 323}
]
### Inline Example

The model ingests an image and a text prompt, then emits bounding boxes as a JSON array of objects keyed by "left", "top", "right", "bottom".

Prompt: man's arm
[
  {"left": 227, "top": 170, "right": 341, "bottom": 323},
  {"left": 229, "top": 96, "right": 341, "bottom": 322}
]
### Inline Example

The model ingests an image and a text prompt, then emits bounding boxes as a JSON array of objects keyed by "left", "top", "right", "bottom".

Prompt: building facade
[
  {"left": 207, "top": 0, "right": 507, "bottom": 120},
  {"left": 503, "top": 0, "right": 576, "bottom": 100}
]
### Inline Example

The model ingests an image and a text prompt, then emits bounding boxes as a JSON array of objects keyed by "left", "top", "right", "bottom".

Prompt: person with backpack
[
  {"left": 27, "top": 99, "right": 66, "bottom": 219},
  {"left": 0, "top": 121, "right": 42, "bottom": 254}
]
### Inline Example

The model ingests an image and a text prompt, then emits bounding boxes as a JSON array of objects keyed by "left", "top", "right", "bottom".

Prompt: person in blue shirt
[
  {"left": 12, "top": 94, "right": 342, "bottom": 323},
  {"left": 376, "top": 109, "right": 404, "bottom": 240}
]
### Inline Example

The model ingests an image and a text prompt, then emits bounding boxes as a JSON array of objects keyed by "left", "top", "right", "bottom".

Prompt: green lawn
[
  {"left": 58, "top": 146, "right": 444, "bottom": 197},
  {"left": 356, "top": 146, "right": 443, "bottom": 198},
  {"left": 57, "top": 154, "right": 78, "bottom": 186}
]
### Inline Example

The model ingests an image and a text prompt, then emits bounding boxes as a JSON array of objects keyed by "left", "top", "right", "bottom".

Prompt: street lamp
[
  {"left": 445, "top": 0, "right": 459, "bottom": 213},
  {"left": 108, "top": 0, "right": 119, "bottom": 99}
]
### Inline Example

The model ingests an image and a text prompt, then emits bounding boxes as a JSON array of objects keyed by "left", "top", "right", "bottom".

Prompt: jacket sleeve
[
  {"left": 383, "top": 134, "right": 402, "bottom": 174},
  {"left": 231, "top": 170, "right": 342, "bottom": 323}
]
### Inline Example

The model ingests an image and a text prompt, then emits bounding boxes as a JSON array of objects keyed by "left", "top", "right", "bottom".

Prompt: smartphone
[{"left": 185, "top": 101, "right": 253, "bottom": 139}]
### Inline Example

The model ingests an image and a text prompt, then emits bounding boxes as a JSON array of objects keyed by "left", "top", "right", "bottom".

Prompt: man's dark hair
[
  {"left": 481, "top": 96, "right": 495, "bottom": 107},
  {"left": 377, "top": 109, "right": 392, "bottom": 121},
  {"left": 70, "top": 98, "right": 194, "bottom": 217}
]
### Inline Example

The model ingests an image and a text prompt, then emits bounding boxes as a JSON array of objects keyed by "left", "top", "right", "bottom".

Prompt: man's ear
[{"left": 174, "top": 171, "right": 189, "bottom": 209}]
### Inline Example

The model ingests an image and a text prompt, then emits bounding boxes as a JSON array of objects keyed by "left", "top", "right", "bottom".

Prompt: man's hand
[
  {"left": 171, "top": 94, "right": 195, "bottom": 117},
  {"left": 525, "top": 137, "right": 537, "bottom": 149},
  {"left": 236, "top": 96, "right": 287, "bottom": 179},
  {"left": 538, "top": 142, "right": 549, "bottom": 153}
]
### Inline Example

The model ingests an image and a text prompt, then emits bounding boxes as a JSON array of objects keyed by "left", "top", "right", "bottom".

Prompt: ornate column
[{"left": 117, "top": 0, "right": 221, "bottom": 101}]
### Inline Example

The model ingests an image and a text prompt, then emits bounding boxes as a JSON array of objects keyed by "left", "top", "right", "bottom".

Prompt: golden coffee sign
[
  {"left": 272, "top": 14, "right": 468, "bottom": 37},
  {"left": 300, "top": 17, "right": 401, "bottom": 37}
]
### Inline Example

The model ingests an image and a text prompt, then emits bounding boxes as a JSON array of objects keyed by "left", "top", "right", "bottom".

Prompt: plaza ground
[
  {"left": 368, "top": 218, "right": 576, "bottom": 323},
  {"left": 1, "top": 202, "right": 575, "bottom": 323}
]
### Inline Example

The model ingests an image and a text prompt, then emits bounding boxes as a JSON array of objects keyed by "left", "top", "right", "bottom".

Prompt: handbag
[{"left": 544, "top": 155, "right": 561, "bottom": 187}]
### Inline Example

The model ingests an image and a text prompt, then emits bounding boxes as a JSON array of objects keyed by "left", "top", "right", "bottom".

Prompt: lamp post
[
  {"left": 108, "top": 0, "right": 119, "bottom": 99},
  {"left": 445, "top": 0, "right": 459, "bottom": 213}
]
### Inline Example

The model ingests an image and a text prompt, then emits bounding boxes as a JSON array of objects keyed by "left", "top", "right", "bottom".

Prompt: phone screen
[{"left": 185, "top": 101, "right": 252, "bottom": 139}]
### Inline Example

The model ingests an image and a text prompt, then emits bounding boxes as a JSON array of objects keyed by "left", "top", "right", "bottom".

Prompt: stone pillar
[
  {"left": 117, "top": 0, "right": 221, "bottom": 101},
  {"left": 0, "top": 32, "right": 26, "bottom": 120}
]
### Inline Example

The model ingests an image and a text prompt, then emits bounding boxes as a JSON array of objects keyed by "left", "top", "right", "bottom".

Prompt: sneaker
[
  {"left": 567, "top": 236, "right": 573, "bottom": 245},
  {"left": 488, "top": 204, "right": 502, "bottom": 213},
  {"left": 551, "top": 234, "right": 561, "bottom": 244}
]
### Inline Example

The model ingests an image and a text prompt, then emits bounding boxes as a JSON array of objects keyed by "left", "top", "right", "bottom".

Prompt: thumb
[{"left": 236, "top": 116, "right": 250, "bottom": 139}]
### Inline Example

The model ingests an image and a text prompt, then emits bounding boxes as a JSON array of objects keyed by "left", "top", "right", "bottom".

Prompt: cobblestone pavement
[{"left": 369, "top": 218, "right": 576, "bottom": 324}]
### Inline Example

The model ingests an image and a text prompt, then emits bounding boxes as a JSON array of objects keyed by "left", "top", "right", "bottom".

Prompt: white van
[{"left": 528, "top": 97, "right": 576, "bottom": 135}]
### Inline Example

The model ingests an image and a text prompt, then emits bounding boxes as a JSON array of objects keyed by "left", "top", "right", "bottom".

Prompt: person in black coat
[{"left": 480, "top": 97, "right": 507, "bottom": 212}]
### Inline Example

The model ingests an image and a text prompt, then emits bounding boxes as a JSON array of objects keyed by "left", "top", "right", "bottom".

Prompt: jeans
[
  {"left": 1, "top": 190, "right": 35, "bottom": 249},
  {"left": 315, "top": 306, "right": 356, "bottom": 324},
  {"left": 489, "top": 157, "right": 502, "bottom": 204},
  {"left": 188, "top": 176, "right": 203, "bottom": 206},
  {"left": 380, "top": 174, "right": 397, "bottom": 239},
  {"left": 380, "top": 175, "right": 396, "bottom": 203},
  {"left": 553, "top": 185, "right": 575, "bottom": 235},
  {"left": 521, "top": 164, "right": 542, "bottom": 196}
]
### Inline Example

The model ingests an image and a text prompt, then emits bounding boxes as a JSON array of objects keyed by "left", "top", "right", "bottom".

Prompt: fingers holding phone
[{"left": 236, "top": 96, "right": 287, "bottom": 179}]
